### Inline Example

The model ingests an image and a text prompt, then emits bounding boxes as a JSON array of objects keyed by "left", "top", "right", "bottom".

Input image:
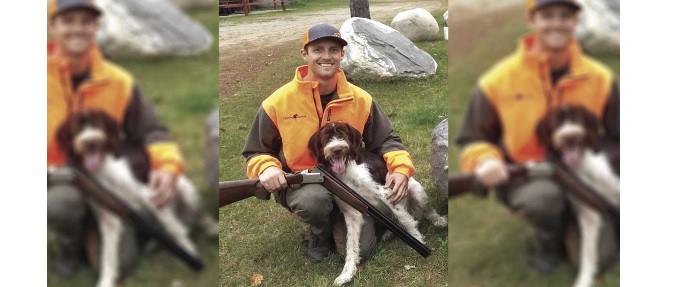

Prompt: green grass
[
  {"left": 47, "top": 8, "right": 219, "bottom": 287},
  {"left": 447, "top": 7, "right": 620, "bottom": 287},
  {"left": 219, "top": 12, "right": 448, "bottom": 287}
]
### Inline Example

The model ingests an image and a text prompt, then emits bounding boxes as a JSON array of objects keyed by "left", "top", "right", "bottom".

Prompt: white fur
[
  {"left": 553, "top": 121, "right": 585, "bottom": 148},
  {"left": 567, "top": 150, "right": 619, "bottom": 287},
  {"left": 89, "top": 155, "right": 203, "bottom": 287},
  {"left": 331, "top": 160, "right": 446, "bottom": 286},
  {"left": 73, "top": 126, "right": 106, "bottom": 154}
]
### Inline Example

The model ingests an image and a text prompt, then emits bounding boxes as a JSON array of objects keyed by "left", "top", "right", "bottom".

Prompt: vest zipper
[{"left": 311, "top": 87, "right": 322, "bottom": 129}]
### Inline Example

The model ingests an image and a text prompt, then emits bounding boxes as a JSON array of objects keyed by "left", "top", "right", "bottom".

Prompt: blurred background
[
  {"left": 47, "top": 1, "right": 219, "bottom": 286},
  {"left": 447, "top": 0, "right": 619, "bottom": 286}
]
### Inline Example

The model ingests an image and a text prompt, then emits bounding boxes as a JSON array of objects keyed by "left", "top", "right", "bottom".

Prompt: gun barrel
[{"left": 316, "top": 166, "right": 432, "bottom": 258}]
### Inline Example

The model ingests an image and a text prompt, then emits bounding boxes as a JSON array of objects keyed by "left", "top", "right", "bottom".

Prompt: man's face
[
  {"left": 528, "top": 5, "right": 578, "bottom": 52},
  {"left": 49, "top": 9, "right": 100, "bottom": 57},
  {"left": 301, "top": 39, "right": 345, "bottom": 81}
]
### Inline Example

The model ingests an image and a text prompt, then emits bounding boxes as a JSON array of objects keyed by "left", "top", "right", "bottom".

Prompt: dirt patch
[{"left": 218, "top": 0, "right": 446, "bottom": 96}]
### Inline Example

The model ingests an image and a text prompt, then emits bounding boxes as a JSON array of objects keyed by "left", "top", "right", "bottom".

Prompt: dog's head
[
  {"left": 56, "top": 110, "right": 120, "bottom": 173},
  {"left": 308, "top": 122, "right": 363, "bottom": 175},
  {"left": 536, "top": 105, "right": 599, "bottom": 168}
]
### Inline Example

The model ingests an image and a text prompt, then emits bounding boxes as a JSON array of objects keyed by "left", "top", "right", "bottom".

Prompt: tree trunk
[{"left": 349, "top": 0, "right": 371, "bottom": 19}]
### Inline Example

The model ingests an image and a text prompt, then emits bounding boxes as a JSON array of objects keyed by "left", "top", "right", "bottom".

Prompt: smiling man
[
  {"left": 47, "top": 0, "right": 185, "bottom": 278},
  {"left": 456, "top": 0, "right": 619, "bottom": 273},
  {"left": 242, "top": 23, "right": 415, "bottom": 261}
]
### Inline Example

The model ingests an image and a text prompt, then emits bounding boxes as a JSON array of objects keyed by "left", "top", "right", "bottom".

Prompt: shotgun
[
  {"left": 47, "top": 164, "right": 205, "bottom": 272},
  {"left": 447, "top": 161, "right": 619, "bottom": 222},
  {"left": 218, "top": 171, "right": 324, "bottom": 207},
  {"left": 218, "top": 167, "right": 432, "bottom": 257}
]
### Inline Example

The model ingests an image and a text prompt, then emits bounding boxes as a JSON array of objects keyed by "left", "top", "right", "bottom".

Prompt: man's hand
[
  {"left": 259, "top": 166, "right": 287, "bottom": 193},
  {"left": 149, "top": 170, "right": 178, "bottom": 208},
  {"left": 475, "top": 158, "right": 509, "bottom": 188},
  {"left": 385, "top": 172, "right": 409, "bottom": 205}
]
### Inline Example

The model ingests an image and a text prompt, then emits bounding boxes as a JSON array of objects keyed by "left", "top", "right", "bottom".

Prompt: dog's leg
[
  {"left": 333, "top": 200, "right": 363, "bottom": 286},
  {"left": 139, "top": 186, "right": 199, "bottom": 257},
  {"left": 176, "top": 176, "right": 219, "bottom": 237},
  {"left": 571, "top": 200, "right": 602, "bottom": 287},
  {"left": 408, "top": 178, "right": 447, "bottom": 227},
  {"left": 91, "top": 205, "right": 122, "bottom": 287}
]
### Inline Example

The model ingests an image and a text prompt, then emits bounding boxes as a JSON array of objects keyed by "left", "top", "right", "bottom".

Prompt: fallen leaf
[
  {"left": 249, "top": 272, "right": 264, "bottom": 286},
  {"left": 404, "top": 265, "right": 415, "bottom": 270}
]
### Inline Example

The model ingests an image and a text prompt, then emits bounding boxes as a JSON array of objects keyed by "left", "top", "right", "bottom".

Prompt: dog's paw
[
  {"left": 333, "top": 274, "right": 354, "bottom": 286},
  {"left": 432, "top": 216, "right": 448, "bottom": 227}
]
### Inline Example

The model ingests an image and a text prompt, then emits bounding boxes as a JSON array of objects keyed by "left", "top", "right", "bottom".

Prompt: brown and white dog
[
  {"left": 56, "top": 110, "right": 217, "bottom": 287},
  {"left": 308, "top": 122, "right": 447, "bottom": 286},
  {"left": 536, "top": 105, "right": 619, "bottom": 287}
]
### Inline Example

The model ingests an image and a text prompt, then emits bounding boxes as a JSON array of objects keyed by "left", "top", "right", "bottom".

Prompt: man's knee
[
  {"left": 287, "top": 185, "right": 333, "bottom": 223},
  {"left": 508, "top": 179, "right": 566, "bottom": 227},
  {"left": 48, "top": 184, "right": 87, "bottom": 229}
]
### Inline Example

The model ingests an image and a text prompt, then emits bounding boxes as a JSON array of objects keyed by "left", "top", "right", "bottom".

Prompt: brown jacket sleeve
[
  {"left": 455, "top": 87, "right": 504, "bottom": 172},
  {"left": 362, "top": 100, "right": 415, "bottom": 177},
  {"left": 601, "top": 79, "right": 620, "bottom": 173},
  {"left": 123, "top": 84, "right": 184, "bottom": 175},
  {"left": 242, "top": 107, "right": 283, "bottom": 178}
]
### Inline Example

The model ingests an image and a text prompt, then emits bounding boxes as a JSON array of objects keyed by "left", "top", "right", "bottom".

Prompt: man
[
  {"left": 242, "top": 23, "right": 415, "bottom": 261},
  {"left": 47, "top": 0, "right": 185, "bottom": 277},
  {"left": 456, "top": 0, "right": 619, "bottom": 273}
]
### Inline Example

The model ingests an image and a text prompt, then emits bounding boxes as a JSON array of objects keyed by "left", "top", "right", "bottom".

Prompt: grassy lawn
[
  {"left": 219, "top": 12, "right": 448, "bottom": 287},
  {"left": 47, "top": 7, "right": 219, "bottom": 287},
  {"left": 447, "top": 5, "right": 620, "bottom": 287}
]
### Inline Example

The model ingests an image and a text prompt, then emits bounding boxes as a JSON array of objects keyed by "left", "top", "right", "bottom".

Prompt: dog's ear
[
  {"left": 535, "top": 111, "right": 554, "bottom": 152},
  {"left": 578, "top": 107, "right": 600, "bottom": 151},
  {"left": 99, "top": 111, "right": 121, "bottom": 154},
  {"left": 307, "top": 128, "right": 322, "bottom": 161},
  {"left": 346, "top": 124, "right": 363, "bottom": 160},
  {"left": 56, "top": 115, "right": 78, "bottom": 160}
]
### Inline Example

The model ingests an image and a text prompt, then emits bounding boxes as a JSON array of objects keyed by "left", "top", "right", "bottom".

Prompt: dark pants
[
  {"left": 497, "top": 177, "right": 619, "bottom": 272},
  {"left": 47, "top": 143, "right": 149, "bottom": 276},
  {"left": 47, "top": 180, "right": 141, "bottom": 276}
]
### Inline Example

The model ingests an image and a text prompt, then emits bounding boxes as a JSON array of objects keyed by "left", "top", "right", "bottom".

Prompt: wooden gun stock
[
  {"left": 447, "top": 165, "right": 529, "bottom": 198},
  {"left": 218, "top": 173, "right": 308, "bottom": 207}
]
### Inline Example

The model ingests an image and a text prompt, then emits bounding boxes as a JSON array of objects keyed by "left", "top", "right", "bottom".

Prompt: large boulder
[
  {"left": 340, "top": 17, "right": 437, "bottom": 81},
  {"left": 430, "top": 119, "right": 448, "bottom": 195},
  {"left": 390, "top": 8, "right": 439, "bottom": 41},
  {"left": 169, "top": 0, "right": 212, "bottom": 10},
  {"left": 575, "top": 0, "right": 620, "bottom": 54},
  {"left": 204, "top": 108, "right": 219, "bottom": 192},
  {"left": 95, "top": 0, "right": 212, "bottom": 59}
]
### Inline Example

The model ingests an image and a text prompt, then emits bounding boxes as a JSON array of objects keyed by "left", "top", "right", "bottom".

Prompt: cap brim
[
  {"left": 305, "top": 36, "right": 348, "bottom": 48},
  {"left": 52, "top": 5, "right": 102, "bottom": 19},
  {"left": 531, "top": 1, "right": 581, "bottom": 14}
]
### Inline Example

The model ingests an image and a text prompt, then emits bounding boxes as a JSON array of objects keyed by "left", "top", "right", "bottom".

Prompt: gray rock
[
  {"left": 95, "top": 0, "right": 212, "bottom": 59},
  {"left": 575, "top": 0, "right": 620, "bottom": 54},
  {"left": 430, "top": 119, "right": 448, "bottom": 195},
  {"left": 390, "top": 8, "right": 439, "bottom": 41},
  {"left": 204, "top": 108, "right": 219, "bottom": 192},
  {"left": 443, "top": 10, "right": 448, "bottom": 26},
  {"left": 169, "top": 0, "right": 212, "bottom": 10},
  {"left": 340, "top": 17, "right": 437, "bottom": 80}
]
